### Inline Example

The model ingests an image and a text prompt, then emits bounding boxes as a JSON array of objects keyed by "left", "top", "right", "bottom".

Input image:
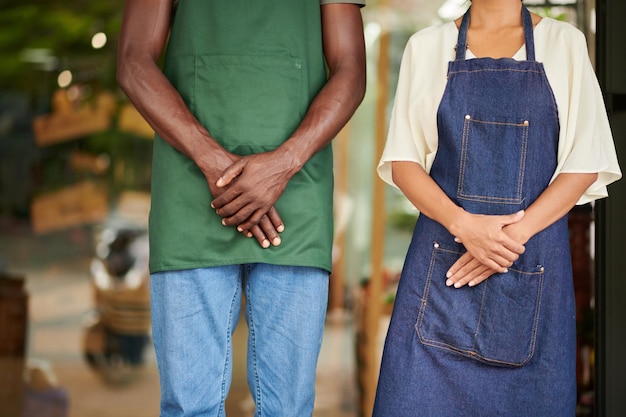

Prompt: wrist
[
  {"left": 504, "top": 220, "right": 532, "bottom": 245},
  {"left": 196, "top": 144, "right": 237, "bottom": 181},
  {"left": 444, "top": 205, "right": 469, "bottom": 239},
  {"left": 275, "top": 142, "right": 308, "bottom": 179}
]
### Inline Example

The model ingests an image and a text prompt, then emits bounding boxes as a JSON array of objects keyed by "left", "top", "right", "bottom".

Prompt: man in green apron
[{"left": 117, "top": 0, "right": 366, "bottom": 415}]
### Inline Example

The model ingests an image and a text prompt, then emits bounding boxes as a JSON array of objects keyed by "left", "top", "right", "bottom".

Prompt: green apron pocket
[{"left": 192, "top": 54, "right": 304, "bottom": 152}]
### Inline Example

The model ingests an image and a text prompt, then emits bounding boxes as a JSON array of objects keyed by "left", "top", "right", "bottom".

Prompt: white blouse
[{"left": 378, "top": 17, "right": 622, "bottom": 204}]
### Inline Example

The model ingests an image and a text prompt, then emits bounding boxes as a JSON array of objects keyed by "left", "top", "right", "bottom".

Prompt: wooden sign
[
  {"left": 30, "top": 181, "right": 109, "bottom": 234},
  {"left": 32, "top": 91, "right": 116, "bottom": 146}
]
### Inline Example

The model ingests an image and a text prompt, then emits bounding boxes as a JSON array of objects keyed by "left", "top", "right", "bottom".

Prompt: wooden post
[
  {"left": 363, "top": 26, "right": 391, "bottom": 417},
  {"left": 330, "top": 124, "right": 352, "bottom": 314}
]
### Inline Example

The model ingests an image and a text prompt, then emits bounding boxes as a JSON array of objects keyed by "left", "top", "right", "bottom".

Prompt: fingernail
[
  {"left": 468, "top": 281, "right": 476, "bottom": 287},
  {"left": 237, "top": 226, "right": 243, "bottom": 232},
  {"left": 502, "top": 268, "right": 508, "bottom": 273},
  {"left": 272, "top": 237, "right": 281, "bottom": 246},
  {"left": 454, "top": 282, "right": 462, "bottom": 288},
  {"left": 246, "top": 232, "right": 253, "bottom": 238},
  {"left": 210, "top": 203, "right": 215, "bottom": 209},
  {"left": 216, "top": 178, "right": 224, "bottom": 187},
  {"left": 222, "top": 219, "right": 227, "bottom": 226},
  {"left": 446, "top": 279, "right": 453, "bottom": 287},
  {"left": 277, "top": 225, "right": 285, "bottom": 233},
  {"left": 446, "top": 271, "right": 452, "bottom": 278},
  {"left": 262, "top": 239, "right": 270, "bottom": 248}
]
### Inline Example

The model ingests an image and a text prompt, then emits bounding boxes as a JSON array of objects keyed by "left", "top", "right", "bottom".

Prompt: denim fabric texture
[
  {"left": 150, "top": 264, "right": 329, "bottom": 417},
  {"left": 374, "top": 6, "right": 576, "bottom": 417}
]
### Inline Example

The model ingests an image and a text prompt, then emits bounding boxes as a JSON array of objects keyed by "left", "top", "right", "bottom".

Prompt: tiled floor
[{"left": 0, "top": 219, "right": 360, "bottom": 417}]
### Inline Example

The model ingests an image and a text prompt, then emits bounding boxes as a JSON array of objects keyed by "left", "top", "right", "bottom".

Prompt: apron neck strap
[{"left": 456, "top": 5, "right": 536, "bottom": 62}]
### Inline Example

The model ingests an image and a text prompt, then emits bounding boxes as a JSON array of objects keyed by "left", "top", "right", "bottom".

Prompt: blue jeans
[{"left": 150, "top": 264, "right": 329, "bottom": 417}]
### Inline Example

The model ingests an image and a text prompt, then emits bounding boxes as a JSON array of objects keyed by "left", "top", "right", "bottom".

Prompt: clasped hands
[
  {"left": 208, "top": 150, "right": 292, "bottom": 249},
  {"left": 207, "top": 153, "right": 530, "bottom": 278},
  {"left": 445, "top": 210, "right": 528, "bottom": 288}
]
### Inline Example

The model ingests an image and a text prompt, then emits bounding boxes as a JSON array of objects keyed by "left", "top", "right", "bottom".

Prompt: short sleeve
[
  {"left": 377, "top": 25, "right": 453, "bottom": 188},
  {"left": 540, "top": 22, "right": 622, "bottom": 204}
]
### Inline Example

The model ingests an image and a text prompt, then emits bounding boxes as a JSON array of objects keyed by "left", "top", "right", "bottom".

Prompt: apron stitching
[{"left": 517, "top": 123, "right": 530, "bottom": 202}]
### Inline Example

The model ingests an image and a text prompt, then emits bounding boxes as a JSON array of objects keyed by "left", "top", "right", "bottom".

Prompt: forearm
[
  {"left": 278, "top": 66, "right": 365, "bottom": 174},
  {"left": 116, "top": 0, "right": 232, "bottom": 178},
  {"left": 273, "top": 3, "right": 366, "bottom": 178},
  {"left": 117, "top": 60, "right": 224, "bottom": 163},
  {"left": 391, "top": 161, "right": 464, "bottom": 234},
  {"left": 507, "top": 172, "right": 598, "bottom": 244}
]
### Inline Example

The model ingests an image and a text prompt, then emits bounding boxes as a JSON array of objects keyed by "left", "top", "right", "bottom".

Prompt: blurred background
[{"left": 1, "top": 0, "right": 625, "bottom": 416}]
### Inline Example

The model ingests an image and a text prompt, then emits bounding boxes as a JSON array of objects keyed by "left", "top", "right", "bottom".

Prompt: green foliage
[{"left": 0, "top": 1, "right": 125, "bottom": 90}]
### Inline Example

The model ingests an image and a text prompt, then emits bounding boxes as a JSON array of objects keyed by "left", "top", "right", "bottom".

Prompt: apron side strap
[{"left": 522, "top": 6, "right": 536, "bottom": 62}]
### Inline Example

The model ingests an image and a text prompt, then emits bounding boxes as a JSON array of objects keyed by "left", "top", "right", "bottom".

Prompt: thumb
[
  {"left": 500, "top": 210, "right": 525, "bottom": 226},
  {"left": 216, "top": 159, "right": 245, "bottom": 187}
]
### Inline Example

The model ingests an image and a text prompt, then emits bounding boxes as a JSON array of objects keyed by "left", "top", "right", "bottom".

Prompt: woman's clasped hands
[{"left": 446, "top": 209, "right": 528, "bottom": 288}]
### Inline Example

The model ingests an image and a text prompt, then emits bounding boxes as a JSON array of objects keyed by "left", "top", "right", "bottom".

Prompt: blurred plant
[{"left": 0, "top": 0, "right": 125, "bottom": 92}]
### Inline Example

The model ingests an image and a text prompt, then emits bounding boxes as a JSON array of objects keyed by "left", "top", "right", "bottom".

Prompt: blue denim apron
[{"left": 374, "top": 7, "right": 576, "bottom": 416}]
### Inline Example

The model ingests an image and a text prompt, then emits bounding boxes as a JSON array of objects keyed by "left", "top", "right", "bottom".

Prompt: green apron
[{"left": 149, "top": 0, "right": 334, "bottom": 273}]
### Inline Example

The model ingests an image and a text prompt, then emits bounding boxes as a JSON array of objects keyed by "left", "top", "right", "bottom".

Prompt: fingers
[
  {"left": 214, "top": 195, "right": 254, "bottom": 227},
  {"left": 446, "top": 256, "right": 496, "bottom": 288},
  {"left": 488, "top": 233, "right": 525, "bottom": 270},
  {"left": 210, "top": 188, "right": 239, "bottom": 213},
  {"left": 248, "top": 224, "right": 271, "bottom": 249},
  {"left": 501, "top": 210, "right": 525, "bottom": 226},
  {"left": 241, "top": 215, "right": 281, "bottom": 249},
  {"left": 486, "top": 250, "right": 516, "bottom": 273},
  {"left": 266, "top": 207, "right": 285, "bottom": 233},
  {"left": 212, "top": 191, "right": 284, "bottom": 230},
  {"left": 499, "top": 210, "right": 526, "bottom": 254},
  {"left": 452, "top": 246, "right": 513, "bottom": 274},
  {"left": 446, "top": 252, "right": 473, "bottom": 278},
  {"left": 257, "top": 213, "right": 281, "bottom": 246},
  {"left": 219, "top": 206, "right": 284, "bottom": 249},
  {"left": 502, "top": 236, "right": 526, "bottom": 256}
]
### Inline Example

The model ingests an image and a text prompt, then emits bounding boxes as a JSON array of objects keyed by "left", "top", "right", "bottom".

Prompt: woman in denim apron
[{"left": 373, "top": 3, "right": 608, "bottom": 416}]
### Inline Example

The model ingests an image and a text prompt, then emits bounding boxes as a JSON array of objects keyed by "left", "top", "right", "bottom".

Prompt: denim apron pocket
[
  {"left": 415, "top": 242, "right": 544, "bottom": 367},
  {"left": 457, "top": 115, "right": 529, "bottom": 205}
]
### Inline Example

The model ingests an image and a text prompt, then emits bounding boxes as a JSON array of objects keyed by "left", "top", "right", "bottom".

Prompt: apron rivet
[
  {"left": 465, "top": 114, "right": 471, "bottom": 120},
  {"left": 524, "top": 120, "right": 529, "bottom": 126},
  {"left": 433, "top": 242, "right": 440, "bottom": 248}
]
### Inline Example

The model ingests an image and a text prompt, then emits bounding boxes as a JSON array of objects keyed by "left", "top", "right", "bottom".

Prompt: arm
[
  {"left": 210, "top": 3, "right": 366, "bottom": 232},
  {"left": 391, "top": 161, "right": 526, "bottom": 273},
  {"left": 116, "top": 0, "right": 234, "bottom": 188},
  {"left": 116, "top": 0, "right": 283, "bottom": 248},
  {"left": 446, "top": 172, "right": 598, "bottom": 287}
]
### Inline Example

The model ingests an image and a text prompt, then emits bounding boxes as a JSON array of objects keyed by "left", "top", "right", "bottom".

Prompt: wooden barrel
[{"left": 0, "top": 273, "right": 29, "bottom": 417}]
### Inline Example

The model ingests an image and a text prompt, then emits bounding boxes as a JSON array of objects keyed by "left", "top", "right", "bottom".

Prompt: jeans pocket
[
  {"left": 416, "top": 242, "right": 544, "bottom": 367},
  {"left": 457, "top": 115, "right": 529, "bottom": 205}
]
